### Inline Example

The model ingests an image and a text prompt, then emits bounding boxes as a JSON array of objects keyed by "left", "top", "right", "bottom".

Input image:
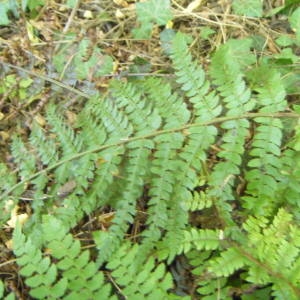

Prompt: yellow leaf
[
  {"left": 185, "top": 0, "right": 203, "bottom": 12},
  {"left": 26, "top": 21, "right": 40, "bottom": 43},
  {"left": 6, "top": 213, "right": 29, "bottom": 229}
]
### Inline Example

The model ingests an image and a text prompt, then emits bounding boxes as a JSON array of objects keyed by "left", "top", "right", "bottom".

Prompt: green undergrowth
[
  {"left": 1, "top": 2, "right": 300, "bottom": 298},
  {"left": 1, "top": 30, "right": 300, "bottom": 299}
]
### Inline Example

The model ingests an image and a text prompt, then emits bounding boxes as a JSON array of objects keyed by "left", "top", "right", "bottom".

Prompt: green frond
[
  {"left": 84, "top": 146, "right": 125, "bottom": 212},
  {"left": 4, "top": 28, "right": 300, "bottom": 299},
  {"left": 242, "top": 66, "right": 287, "bottom": 215},
  {"left": 76, "top": 96, "right": 107, "bottom": 149},
  {"left": 276, "top": 148, "right": 300, "bottom": 209},
  {"left": 237, "top": 209, "right": 300, "bottom": 298},
  {"left": 140, "top": 77, "right": 191, "bottom": 128},
  {"left": 13, "top": 224, "right": 67, "bottom": 299},
  {"left": 29, "top": 123, "right": 58, "bottom": 166},
  {"left": 110, "top": 80, "right": 161, "bottom": 135},
  {"left": 45, "top": 105, "right": 94, "bottom": 186},
  {"left": 208, "top": 247, "right": 247, "bottom": 277},
  {"left": 79, "top": 93, "right": 133, "bottom": 143},
  {"left": 144, "top": 132, "right": 185, "bottom": 245},
  {"left": 205, "top": 41, "right": 255, "bottom": 227},
  {"left": 196, "top": 278, "right": 231, "bottom": 300},
  {"left": 187, "top": 250, "right": 232, "bottom": 299},
  {"left": 186, "top": 190, "right": 212, "bottom": 211},
  {"left": 16, "top": 216, "right": 117, "bottom": 300},
  {"left": 210, "top": 38, "right": 256, "bottom": 83},
  {"left": 95, "top": 140, "right": 153, "bottom": 264},
  {"left": 106, "top": 242, "right": 183, "bottom": 299},
  {"left": 0, "top": 163, "right": 18, "bottom": 225},
  {"left": 170, "top": 32, "right": 221, "bottom": 122},
  {"left": 11, "top": 136, "right": 36, "bottom": 180},
  {"left": 180, "top": 228, "right": 221, "bottom": 253},
  {"left": 46, "top": 104, "right": 82, "bottom": 157}
]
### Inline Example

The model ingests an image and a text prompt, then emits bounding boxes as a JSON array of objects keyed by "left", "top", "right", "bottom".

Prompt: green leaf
[
  {"left": 289, "top": 7, "right": 300, "bottom": 32},
  {"left": 51, "top": 278, "right": 68, "bottom": 298},
  {"left": 23, "top": 0, "right": 44, "bottom": 11},
  {"left": 0, "top": 281, "right": 4, "bottom": 298},
  {"left": 289, "top": 7, "right": 300, "bottom": 41},
  {"left": 133, "top": 0, "right": 172, "bottom": 38},
  {"left": 232, "top": 0, "right": 263, "bottom": 17},
  {"left": 0, "top": 2, "right": 10, "bottom": 25},
  {"left": 160, "top": 28, "right": 176, "bottom": 55},
  {"left": 29, "top": 286, "right": 49, "bottom": 299},
  {"left": 0, "top": 0, "right": 19, "bottom": 25},
  {"left": 200, "top": 27, "right": 216, "bottom": 39},
  {"left": 20, "top": 264, "right": 37, "bottom": 277},
  {"left": 136, "top": 0, "right": 172, "bottom": 25},
  {"left": 209, "top": 248, "right": 247, "bottom": 276},
  {"left": 4, "top": 294, "right": 16, "bottom": 300},
  {"left": 275, "top": 35, "right": 296, "bottom": 47}
]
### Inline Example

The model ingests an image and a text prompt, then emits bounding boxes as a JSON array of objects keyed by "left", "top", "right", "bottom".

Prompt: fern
[
  {"left": 180, "top": 228, "right": 221, "bottom": 253},
  {"left": 208, "top": 209, "right": 300, "bottom": 299},
  {"left": 0, "top": 279, "right": 15, "bottom": 300},
  {"left": 205, "top": 39, "right": 256, "bottom": 227},
  {"left": 155, "top": 32, "right": 221, "bottom": 261},
  {"left": 243, "top": 66, "right": 287, "bottom": 215},
  {"left": 106, "top": 242, "right": 187, "bottom": 299},
  {"left": 1, "top": 31, "right": 300, "bottom": 299},
  {"left": 186, "top": 250, "right": 232, "bottom": 299},
  {"left": 13, "top": 216, "right": 117, "bottom": 299}
]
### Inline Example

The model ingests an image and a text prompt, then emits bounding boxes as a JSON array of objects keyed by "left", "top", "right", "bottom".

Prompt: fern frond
[
  {"left": 187, "top": 250, "right": 232, "bottom": 299},
  {"left": 13, "top": 224, "right": 68, "bottom": 299},
  {"left": 208, "top": 247, "right": 247, "bottom": 277},
  {"left": 95, "top": 139, "right": 153, "bottom": 265},
  {"left": 0, "top": 163, "right": 18, "bottom": 225},
  {"left": 16, "top": 209, "right": 105, "bottom": 300},
  {"left": 144, "top": 132, "right": 184, "bottom": 244},
  {"left": 140, "top": 77, "right": 191, "bottom": 128},
  {"left": 196, "top": 277, "right": 231, "bottom": 300},
  {"left": 159, "top": 126, "right": 218, "bottom": 261},
  {"left": 76, "top": 96, "right": 107, "bottom": 149},
  {"left": 45, "top": 104, "right": 94, "bottom": 187},
  {"left": 29, "top": 123, "right": 58, "bottom": 166},
  {"left": 84, "top": 146, "right": 124, "bottom": 212},
  {"left": 106, "top": 242, "right": 185, "bottom": 300},
  {"left": 170, "top": 32, "right": 221, "bottom": 122},
  {"left": 187, "top": 190, "right": 212, "bottom": 211},
  {"left": 180, "top": 228, "right": 221, "bottom": 253},
  {"left": 243, "top": 67, "right": 287, "bottom": 215},
  {"left": 156, "top": 32, "right": 221, "bottom": 259},
  {"left": 46, "top": 104, "right": 82, "bottom": 157},
  {"left": 92, "top": 80, "right": 163, "bottom": 263},
  {"left": 239, "top": 209, "right": 300, "bottom": 299},
  {"left": 205, "top": 40, "right": 255, "bottom": 227},
  {"left": 11, "top": 136, "right": 36, "bottom": 181},
  {"left": 4, "top": 26, "right": 300, "bottom": 300},
  {"left": 278, "top": 148, "right": 300, "bottom": 207},
  {"left": 78, "top": 93, "right": 132, "bottom": 144},
  {"left": 10, "top": 136, "right": 49, "bottom": 210},
  {"left": 110, "top": 80, "right": 161, "bottom": 135}
]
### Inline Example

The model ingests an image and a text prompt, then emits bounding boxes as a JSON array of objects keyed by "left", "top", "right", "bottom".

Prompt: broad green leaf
[
  {"left": 289, "top": 7, "right": 300, "bottom": 32},
  {"left": 232, "top": 0, "right": 263, "bottom": 17},
  {"left": 133, "top": 0, "right": 172, "bottom": 38},
  {"left": 0, "top": 281, "right": 3, "bottom": 298},
  {"left": 51, "top": 278, "right": 68, "bottom": 298},
  {"left": 0, "top": 0, "right": 19, "bottom": 25},
  {"left": 0, "top": 2, "right": 10, "bottom": 25},
  {"left": 29, "top": 286, "right": 49, "bottom": 299},
  {"left": 289, "top": 7, "right": 300, "bottom": 41},
  {"left": 136, "top": 0, "right": 172, "bottom": 26}
]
